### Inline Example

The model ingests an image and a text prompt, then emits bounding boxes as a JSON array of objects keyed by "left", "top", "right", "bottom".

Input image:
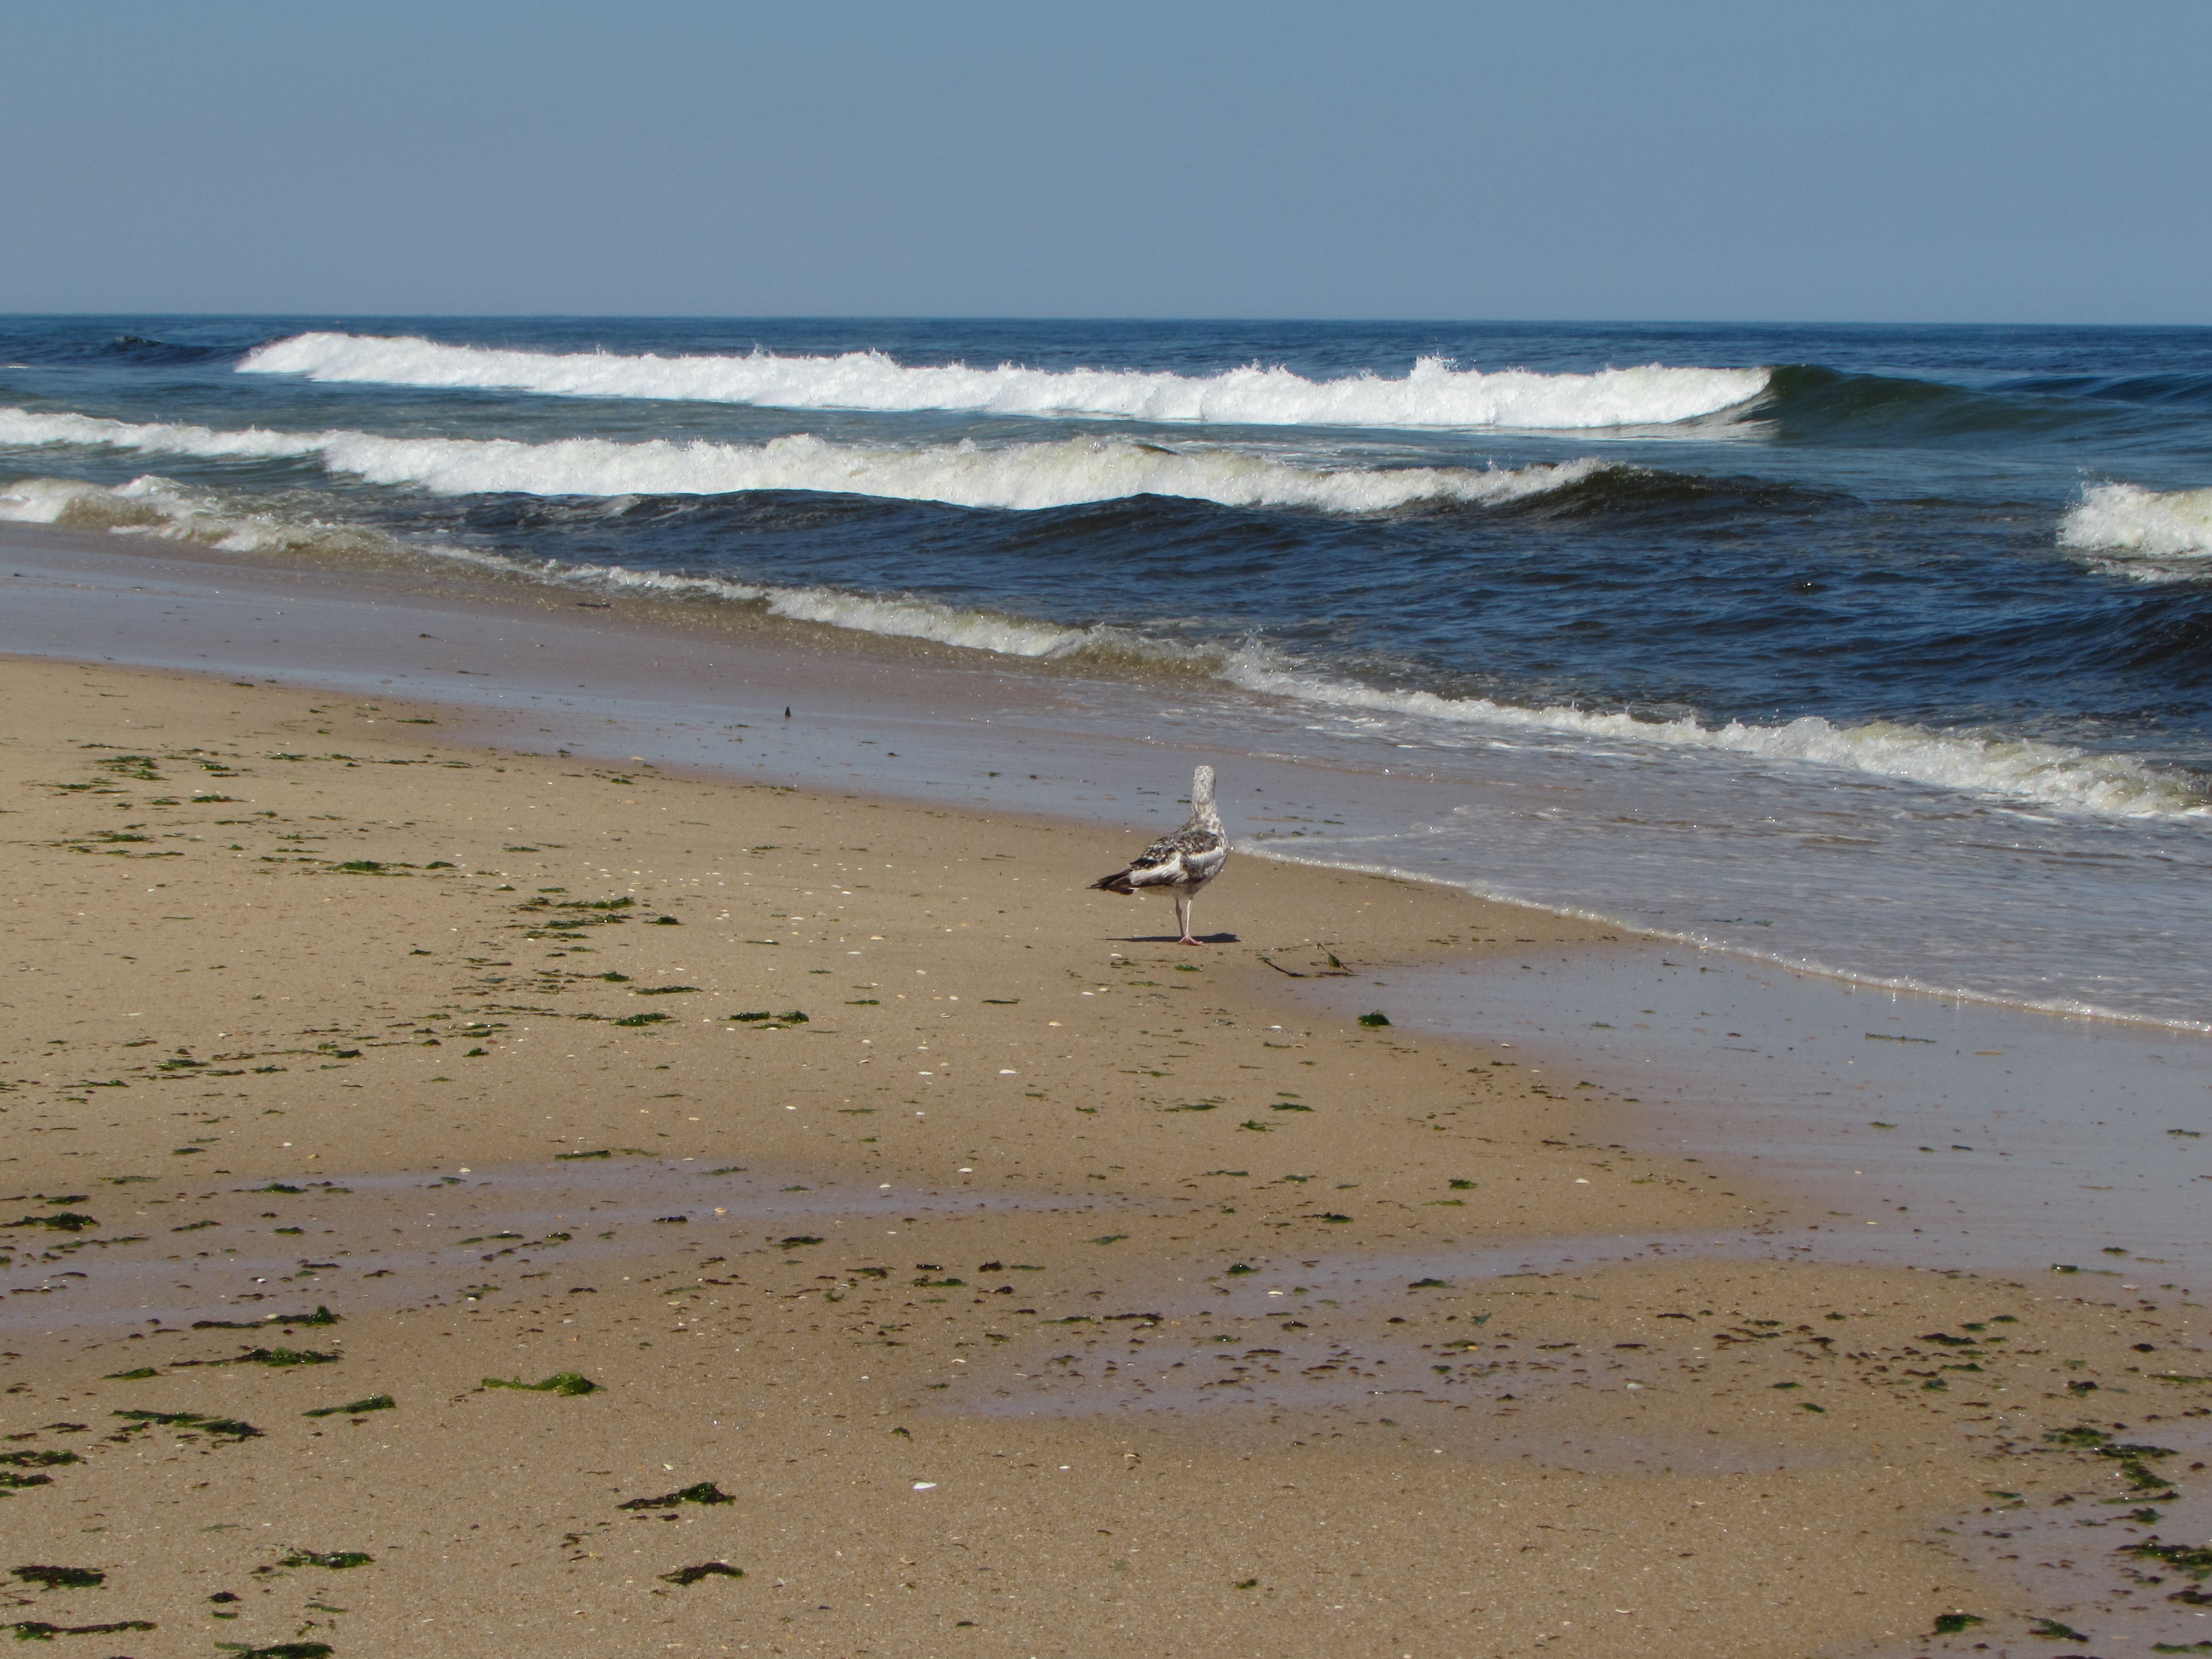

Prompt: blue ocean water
[{"left": 6, "top": 315, "right": 2212, "bottom": 1024}]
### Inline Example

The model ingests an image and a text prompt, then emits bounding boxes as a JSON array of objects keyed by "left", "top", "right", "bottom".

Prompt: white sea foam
[
  {"left": 2059, "top": 481, "right": 2212, "bottom": 568},
  {"left": 0, "top": 471, "right": 1117, "bottom": 658},
  {"left": 0, "top": 406, "right": 1599, "bottom": 512},
  {"left": 0, "top": 472, "right": 399, "bottom": 561},
  {"left": 7, "top": 469, "right": 2198, "bottom": 823},
  {"left": 238, "top": 332, "right": 1771, "bottom": 431},
  {"left": 1217, "top": 660, "right": 2207, "bottom": 821}
]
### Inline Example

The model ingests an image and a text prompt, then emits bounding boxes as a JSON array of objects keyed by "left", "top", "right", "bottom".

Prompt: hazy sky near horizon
[{"left": 3, "top": 1, "right": 2206, "bottom": 323}]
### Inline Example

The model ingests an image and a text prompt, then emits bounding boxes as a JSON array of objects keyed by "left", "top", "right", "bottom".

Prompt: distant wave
[
  {"left": 236, "top": 332, "right": 1772, "bottom": 430},
  {"left": 0, "top": 330, "right": 230, "bottom": 369},
  {"left": 0, "top": 406, "right": 1604, "bottom": 512},
  {"left": 7, "top": 470, "right": 2201, "bottom": 825},
  {"left": 2058, "top": 481, "right": 2212, "bottom": 570}
]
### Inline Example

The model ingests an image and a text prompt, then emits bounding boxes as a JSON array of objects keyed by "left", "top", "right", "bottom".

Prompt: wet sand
[{"left": 1, "top": 551, "right": 2208, "bottom": 1655}]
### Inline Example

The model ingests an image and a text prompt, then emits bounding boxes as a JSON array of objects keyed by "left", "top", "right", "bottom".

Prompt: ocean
[{"left": 6, "top": 315, "right": 2212, "bottom": 1027}]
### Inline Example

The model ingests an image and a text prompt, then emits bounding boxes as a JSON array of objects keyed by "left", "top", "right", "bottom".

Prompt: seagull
[{"left": 1090, "top": 764, "right": 1228, "bottom": 946}]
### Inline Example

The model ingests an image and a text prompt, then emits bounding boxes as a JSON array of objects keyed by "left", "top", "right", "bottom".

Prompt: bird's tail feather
[{"left": 1091, "top": 870, "right": 1137, "bottom": 895}]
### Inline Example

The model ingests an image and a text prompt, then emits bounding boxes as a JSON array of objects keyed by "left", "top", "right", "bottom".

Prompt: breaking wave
[
  {"left": 7, "top": 471, "right": 2200, "bottom": 823},
  {"left": 1220, "top": 661, "right": 2208, "bottom": 820},
  {"left": 0, "top": 406, "right": 1604, "bottom": 512},
  {"left": 2059, "top": 480, "right": 2212, "bottom": 569},
  {"left": 237, "top": 332, "right": 1771, "bottom": 431}
]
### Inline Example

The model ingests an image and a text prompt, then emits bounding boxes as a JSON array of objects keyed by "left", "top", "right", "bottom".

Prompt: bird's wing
[{"left": 1123, "top": 826, "right": 1227, "bottom": 888}]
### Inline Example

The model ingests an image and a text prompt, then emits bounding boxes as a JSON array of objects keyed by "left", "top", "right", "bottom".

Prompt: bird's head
[{"left": 1190, "top": 764, "right": 1220, "bottom": 826}]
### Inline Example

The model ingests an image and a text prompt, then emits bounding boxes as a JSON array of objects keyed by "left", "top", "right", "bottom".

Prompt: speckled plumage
[{"left": 1090, "top": 765, "right": 1227, "bottom": 945}]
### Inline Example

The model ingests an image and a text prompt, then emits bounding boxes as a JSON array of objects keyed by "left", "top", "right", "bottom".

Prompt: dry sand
[{"left": 0, "top": 657, "right": 2203, "bottom": 1659}]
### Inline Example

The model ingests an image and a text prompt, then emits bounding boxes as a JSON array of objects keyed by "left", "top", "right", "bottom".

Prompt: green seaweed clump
[
  {"left": 228, "top": 1347, "right": 340, "bottom": 1368},
  {"left": 1, "top": 1213, "right": 97, "bottom": 1233},
  {"left": 619, "top": 1482, "right": 733, "bottom": 1510},
  {"left": 1357, "top": 1011, "right": 1391, "bottom": 1027},
  {"left": 0, "top": 1453, "right": 79, "bottom": 1470},
  {"left": 483, "top": 1371, "right": 598, "bottom": 1396},
  {"left": 8, "top": 1567, "right": 103, "bottom": 1590},
  {"left": 2126, "top": 1541, "right": 2212, "bottom": 1579},
  {"left": 193, "top": 1306, "right": 339, "bottom": 1330},
  {"left": 1932, "top": 1613, "right": 1985, "bottom": 1635}
]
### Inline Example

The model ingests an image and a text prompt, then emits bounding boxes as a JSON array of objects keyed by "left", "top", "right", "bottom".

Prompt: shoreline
[
  {"left": 8, "top": 515, "right": 2208, "bottom": 1035},
  {"left": 0, "top": 655, "right": 2205, "bottom": 1656}
]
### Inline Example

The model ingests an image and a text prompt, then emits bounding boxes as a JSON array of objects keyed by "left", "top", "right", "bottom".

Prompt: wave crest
[
  {"left": 2058, "top": 480, "right": 2212, "bottom": 566},
  {"left": 237, "top": 332, "right": 1771, "bottom": 431},
  {"left": 0, "top": 405, "right": 1601, "bottom": 513},
  {"left": 7, "top": 471, "right": 2198, "bottom": 823}
]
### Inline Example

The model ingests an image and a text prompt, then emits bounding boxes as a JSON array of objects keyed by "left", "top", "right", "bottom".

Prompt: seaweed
[
  {"left": 192, "top": 1307, "right": 338, "bottom": 1330},
  {"left": 1932, "top": 1614, "right": 1984, "bottom": 1635},
  {"left": 109, "top": 1410, "right": 260, "bottom": 1442},
  {"left": 6, "top": 1620, "right": 155, "bottom": 1640},
  {"left": 216, "top": 1644, "right": 331, "bottom": 1658},
  {"left": 2126, "top": 1542, "right": 2212, "bottom": 1579},
  {"left": 302, "top": 1396, "right": 394, "bottom": 1419},
  {"left": 1357, "top": 1012, "right": 1391, "bottom": 1027},
  {"left": 100, "top": 1368, "right": 159, "bottom": 1381},
  {"left": 659, "top": 1562, "right": 744, "bottom": 1586},
  {"left": 0, "top": 1214, "right": 96, "bottom": 1233},
  {"left": 227, "top": 1348, "right": 339, "bottom": 1368},
  {"left": 483, "top": 1372, "right": 598, "bottom": 1396},
  {"left": 611, "top": 1012, "right": 669, "bottom": 1027},
  {"left": 275, "top": 1551, "right": 372, "bottom": 1570},
  {"left": 0, "top": 1454, "right": 78, "bottom": 1470},
  {"left": 7, "top": 1568, "right": 102, "bottom": 1591},
  {"left": 619, "top": 1482, "right": 733, "bottom": 1510}
]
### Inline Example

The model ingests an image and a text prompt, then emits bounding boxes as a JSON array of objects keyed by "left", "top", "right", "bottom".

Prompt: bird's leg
[{"left": 1177, "top": 893, "right": 1202, "bottom": 947}]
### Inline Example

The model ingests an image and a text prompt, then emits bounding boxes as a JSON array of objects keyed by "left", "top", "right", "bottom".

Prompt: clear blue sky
[{"left": 4, "top": 0, "right": 2205, "bottom": 322}]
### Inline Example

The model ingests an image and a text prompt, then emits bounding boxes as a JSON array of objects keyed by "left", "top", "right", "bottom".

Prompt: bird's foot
[{"left": 1178, "top": 935, "right": 1204, "bottom": 947}]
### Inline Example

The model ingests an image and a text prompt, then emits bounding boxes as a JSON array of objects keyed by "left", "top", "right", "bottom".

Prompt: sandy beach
[{"left": 2, "top": 648, "right": 2203, "bottom": 1659}]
